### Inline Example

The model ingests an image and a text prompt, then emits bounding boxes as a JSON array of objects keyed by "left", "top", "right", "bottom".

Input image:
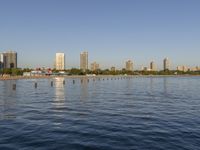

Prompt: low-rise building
[
  {"left": 110, "top": 66, "right": 116, "bottom": 72},
  {"left": 177, "top": 66, "right": 189, "bottom": 72},
  {"left": 91, "top": 62, "right": 99, "bottom": 71}
]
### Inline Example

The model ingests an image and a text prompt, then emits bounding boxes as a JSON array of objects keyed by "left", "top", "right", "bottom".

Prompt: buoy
[
  {"left": 12, "top": 84, "right": 16, "bottom": 90},
  {"left": 34, "top": 82, "right": 37, "bottom": 88}
]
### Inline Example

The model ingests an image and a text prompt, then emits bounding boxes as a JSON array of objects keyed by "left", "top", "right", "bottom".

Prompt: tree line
[{"left": 1, "top": 68, "right": 200, "bottom": 76}]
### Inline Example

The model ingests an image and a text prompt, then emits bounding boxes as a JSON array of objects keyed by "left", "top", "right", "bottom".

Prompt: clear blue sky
[{"left": 0, "top": 0, "right": 200, "bottom": 69}]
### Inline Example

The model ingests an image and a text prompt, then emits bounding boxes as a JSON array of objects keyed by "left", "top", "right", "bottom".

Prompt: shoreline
[{"left": 0, "top": 74, "right": 200, "bottom": 81}]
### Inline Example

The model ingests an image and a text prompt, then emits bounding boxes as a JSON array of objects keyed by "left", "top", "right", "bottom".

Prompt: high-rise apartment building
[
  {"left": 150, "top": 61, "right": 157, "bottom": 71},
  {"left": 80, "top": 51, "right": 88, "bottom": 72},
  {"left": 126, "top": 60, "right": 133, "bottom": 71},
  {"left": 3, "top": 51, "right": 17, "bottom": 69},
  {"left": 55, "top": 53, "right": 65, "bottom": 70},
  {"left": 91, "top": 62, "right": 99, "bottom": 71},
  {"left": 0, "top": 53, "right": 4, "bottom": 69},
  {"left": 163, "top": 58, "right": 170, "bottom": 71}
]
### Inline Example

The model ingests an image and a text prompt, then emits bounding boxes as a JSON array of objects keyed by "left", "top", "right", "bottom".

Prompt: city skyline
[
  {"left": 0, "top": 0, "right": 200, "bottom": 69},
  {"left": 1, "top": 49, "right": 200, "bottom": 71}
]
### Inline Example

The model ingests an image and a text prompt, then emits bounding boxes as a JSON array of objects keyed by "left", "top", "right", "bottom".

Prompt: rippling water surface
[{"left": 0, "top": 77, "right": 200, "bottom": 150}]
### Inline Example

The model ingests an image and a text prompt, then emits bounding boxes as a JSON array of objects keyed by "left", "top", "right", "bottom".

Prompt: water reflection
[
  {"left": 54, "top": 78, "right": 65, "bottom": 106},
  {"left": 0, "top": 80, "right": 17, "bottom": 120},
  {"left": 90, "top": 77, "right": 98, "bottom": 98},
  {"left": 125, "top": 78, "right": 132, "bottom": 90},
  {"left": 163, "top": 77, "right": 168, "bottom": 94},
  {"left": 150, "top": 77, "right": 153, "bottom": 91},
  {"left": 80, "top": 78, "right": 88, "bottom": 100},
  {"left": 48, "top": 78, "right": 66, "bottom": 128},
  {"left": 3, "top": 80, "right": 17, "bottom": 96}
]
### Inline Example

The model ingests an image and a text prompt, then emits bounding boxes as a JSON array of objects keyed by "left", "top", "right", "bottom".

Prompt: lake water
[{"left": 0, "top": 76, "right": 200, "bottom": 150}]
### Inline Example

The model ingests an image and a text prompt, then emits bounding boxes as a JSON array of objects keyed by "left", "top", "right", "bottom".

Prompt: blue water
[{"left": 0, "top": 77, "right": 200, "bottom": 150}]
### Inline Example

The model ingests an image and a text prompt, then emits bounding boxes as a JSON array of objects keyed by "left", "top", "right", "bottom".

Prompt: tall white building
[
  {"left": 3, "top": 51, "right": 17, "bottom": 69},
  {"left": 80, "top": 51, "right": 88, "bottom": 72},
  {"left": 163, "top": 58, "right": 170, "bottom": 70},
  {"left": 150, "top": 61, "right": 157, "bottom": 71},
  {"left": 0, "top": 51, "right": 17, "bottom": 69},
  {"left": 126, "top": 60, "right": 133, "bottom": 71},
  {"left": 0, "top": 53, "right": 4, "bottom": 69},
  {"left": 55, "top": 53, "right": 65, "bottom": 70}
]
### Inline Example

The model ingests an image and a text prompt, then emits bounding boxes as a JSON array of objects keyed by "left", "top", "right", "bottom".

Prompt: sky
[{"left": 0, "top": 0, "right": 200, "bottom": 70}]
